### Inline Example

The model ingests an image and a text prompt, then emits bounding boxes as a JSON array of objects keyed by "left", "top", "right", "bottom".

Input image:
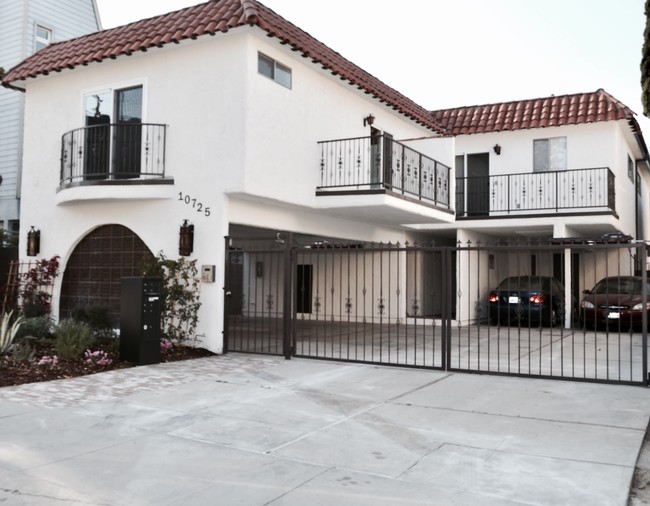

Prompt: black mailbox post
[{"left": 120, "top": 277, "right": 162, "bottom": 365}]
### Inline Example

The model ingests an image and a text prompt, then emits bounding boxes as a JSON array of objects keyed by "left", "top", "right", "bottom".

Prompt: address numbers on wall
[{"left": 178, "top": 192, "right": 211, "bottom": 217}]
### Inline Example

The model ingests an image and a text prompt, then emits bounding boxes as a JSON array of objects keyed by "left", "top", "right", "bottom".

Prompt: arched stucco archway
[{"left": 59, "top": 224, "right": 154, "bottom": 323}]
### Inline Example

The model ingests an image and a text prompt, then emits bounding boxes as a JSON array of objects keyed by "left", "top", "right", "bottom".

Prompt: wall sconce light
[
  {"left": 179, "top": 219, "right": 194, "bottom": 256},
  {"left": 363, "top": 114, "right": 375, "bottom": 127},
  {"left": 27, "top": 226, "right": 40, "bottom": 257},
  {"left": 493, "top": 144, "right": 502, "bottom": 155}
]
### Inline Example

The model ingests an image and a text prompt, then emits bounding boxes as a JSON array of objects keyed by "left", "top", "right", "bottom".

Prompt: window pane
[
  {"left": 275, "top": 62, "right": 292, "bottom": 88},
  {"left": 116, "top": 86, "right": 142, "bottom": 123},
  {"left": 258, "top": 53, "right": 274, "bottom": 79},
  {"left": 85, "top": 92, "right": 112, "bottom": 124},
  {"left": 549, "top": 137, "right": 566, "bottom": 171},
  {"left": 36, "top": 26, "right": 50, "bottom": 39},
  {"left": 533, "top": 139, "right": 549, "bottom": 172},
  {"left": 35, "top": 26, "right": 51, "bottom": 52}
]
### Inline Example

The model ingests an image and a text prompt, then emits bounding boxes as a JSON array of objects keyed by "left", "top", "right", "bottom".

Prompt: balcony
[
  {"left": 456, "top": 167, "right": 616, "bottom": 219},
  {"left": 317, "top": 135, "right": 451, "bottom": 210},
  {"left": 60, "top": 123, "right": 167, "bottom": 187}
]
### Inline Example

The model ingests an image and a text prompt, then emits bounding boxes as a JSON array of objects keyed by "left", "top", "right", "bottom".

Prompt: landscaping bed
[{"left": 0, "top": 339, "right": 215, "bottom": 388}]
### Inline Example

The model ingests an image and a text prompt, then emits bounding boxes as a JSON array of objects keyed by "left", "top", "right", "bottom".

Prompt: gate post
[
  {"left": 441, "top": 247, "right": 451, "bottom": 370},
  {"left": 642, "top": 242, "right": 648, "bottom": 386},
  {"left": 222, "top": 236, "right": 231, "bottom": 354},
  {"left": 283, "top": 232, "right": 294, "bottom": 359}
]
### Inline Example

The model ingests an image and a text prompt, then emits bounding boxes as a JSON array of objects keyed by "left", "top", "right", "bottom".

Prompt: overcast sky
[{"left": 96, "top": 0, "right": 649, "bottom": 134}]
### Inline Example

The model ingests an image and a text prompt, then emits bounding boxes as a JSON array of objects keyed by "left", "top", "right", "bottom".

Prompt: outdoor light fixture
[
  {"left": 363, "top": 114, "right": 375, "bottom": 127},
  {"left": 493, "top": 144, "right": 502, "bottom": 155},
  {"left": 179, "top": 219, "right": 194, "bottom": 256},
  {"left": 27, "top": 226, "right": 40, "bottom": 257}
]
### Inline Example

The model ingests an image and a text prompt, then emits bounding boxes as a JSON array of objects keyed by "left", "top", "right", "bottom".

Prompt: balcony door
[
  {"left": 114, "top": 86, "right": 142, "bottom": 179},
  {"left": 84, "top": 86, "right": 142, "bottom": 181},
  {"left": 370, "top": 127, "right": 393, "bottom": 188},
  {"left": 467, "top": 153, "right": 489, "bottom": 216},
  {"left": 84, "top": 93, "right": 112, "bottom": 180}
]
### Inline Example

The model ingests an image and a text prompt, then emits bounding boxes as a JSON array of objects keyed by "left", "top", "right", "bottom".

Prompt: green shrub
[
  {"left": 54, "top": 319, "right": 94, "bottom": 360},
  {"left": 15, "top": 315, "right": 53, "bottom": 342},
  {"left": 12, "top": 340, "right": 34, "bottom": 363},
  {"left": 21, "top": 298, "right": 50, "bottom": 318}
]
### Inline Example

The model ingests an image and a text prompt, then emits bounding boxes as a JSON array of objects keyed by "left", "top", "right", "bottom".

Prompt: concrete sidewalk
[{"left": 0, "top": 354, "right": 649, "bottom": 505}]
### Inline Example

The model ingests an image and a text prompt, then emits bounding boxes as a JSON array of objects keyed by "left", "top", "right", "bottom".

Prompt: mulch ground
[{"left": 0, "top": 343, "right": 215, "bottom": 388}]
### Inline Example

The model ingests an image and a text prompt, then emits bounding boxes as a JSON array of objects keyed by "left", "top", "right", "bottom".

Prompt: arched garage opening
[{"left": 59, "top": 224, "right": 154, "bottom": 323}]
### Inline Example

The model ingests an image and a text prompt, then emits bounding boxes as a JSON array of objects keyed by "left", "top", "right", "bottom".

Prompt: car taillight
[
  {"left": 488, "top": 292, "right": 498, "bottom": 303},
  {"left": 529, "top": 294, "right": 545, "bottom": 304}
]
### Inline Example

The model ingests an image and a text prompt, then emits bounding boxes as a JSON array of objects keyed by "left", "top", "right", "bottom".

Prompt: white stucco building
[{"left": 2, "top": 0, "right": 649, "bottom": 354}]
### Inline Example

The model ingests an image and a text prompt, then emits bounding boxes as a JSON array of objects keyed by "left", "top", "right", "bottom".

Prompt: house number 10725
[{"left": 178, "top": 192, "right": 211, "bottom": 216}]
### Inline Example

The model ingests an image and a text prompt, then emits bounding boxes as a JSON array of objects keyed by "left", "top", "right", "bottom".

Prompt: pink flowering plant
[
  {"left": 37, "top": 355, "right": 59, "bottom": 367},
  {"left": 84, "top": 349, "right": 113, "bottom": 367}
]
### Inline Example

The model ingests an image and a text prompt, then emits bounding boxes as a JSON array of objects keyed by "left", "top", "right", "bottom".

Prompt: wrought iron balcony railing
[
  {"left": 317, "top": 135, "right": 451, "bottom": 209},
  {"left": 60, "top": 123, "right": 166, "bottom": 186},
  {"left": 456, "top": 167, "right": 615, "bottom": 218}
]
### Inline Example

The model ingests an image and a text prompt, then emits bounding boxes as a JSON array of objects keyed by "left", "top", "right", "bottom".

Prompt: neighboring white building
[
  {"left": 425, "top": 93, "right": 650, "bottom": 326},
  {"left": 428, "top": 91, "right": 650, "bottom": 245},
  {"left": 2, "top": 0, "right": 649, "bottom": 352},
  {"left": 0, "top": 0, "right": 101, "bottom": 238}
]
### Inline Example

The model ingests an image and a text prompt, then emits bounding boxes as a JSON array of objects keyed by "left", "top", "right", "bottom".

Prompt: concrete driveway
[{"left": 0, "top": 353, "right": 649, "bottom": 505}]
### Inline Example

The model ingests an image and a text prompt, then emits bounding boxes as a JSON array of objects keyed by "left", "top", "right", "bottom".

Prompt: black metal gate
[{"left": 224, "top": 236, "right": 648, "bottom": 386}]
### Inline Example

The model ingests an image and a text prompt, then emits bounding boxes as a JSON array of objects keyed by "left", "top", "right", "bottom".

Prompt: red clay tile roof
[
  {"left": 430, "top": 89, "right": 639, "bottom": 136},
  {"left": 1, "top": 0, "right": 444, "bottom": 133}
]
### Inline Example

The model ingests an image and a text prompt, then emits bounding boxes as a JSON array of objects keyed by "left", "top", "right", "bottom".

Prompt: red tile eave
[
  {"left": 1, "top": 0, "right": 445, "bottom": 134},
  {"left": 430, "top": 89, "right": 638, "bottom": 137}
]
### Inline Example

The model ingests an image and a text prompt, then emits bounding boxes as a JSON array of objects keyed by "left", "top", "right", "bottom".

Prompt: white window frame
[
  {"left": 257, "top": 52, "right": 292, "bottom": 89},
  {"left": 533, "top": 137, "right": 567, "bottom": 172},
  {"left": 34, "top": 24, "right": 52, "bottom": 52}
]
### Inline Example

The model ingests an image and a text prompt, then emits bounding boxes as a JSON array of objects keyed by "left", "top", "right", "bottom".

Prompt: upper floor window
[
  {"left": 533, "top": 137, "right": 566, "bottom": 172},
  {"left": 258, "top": 52, "right": 292, "bottom": 89},
  {"left": 34, "top": 25, "right": 51, "bottom": 52}
]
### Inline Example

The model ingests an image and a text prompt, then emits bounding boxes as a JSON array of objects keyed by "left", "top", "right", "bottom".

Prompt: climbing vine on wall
[{"left": 142, "top": 252, "right": 202, "bottom": 344}]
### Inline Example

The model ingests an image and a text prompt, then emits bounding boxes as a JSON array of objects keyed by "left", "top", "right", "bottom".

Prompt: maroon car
[{"left": 581, "top": 276, "right": 650, "bottom": 329}]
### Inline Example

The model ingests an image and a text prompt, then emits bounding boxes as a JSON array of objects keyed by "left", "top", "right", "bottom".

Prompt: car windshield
[
  {"left": 496, "top": 277, "right": 551, "bottom": 291},
  {"left": 591, "top": 278, "right": 649, "bottom": 295}
]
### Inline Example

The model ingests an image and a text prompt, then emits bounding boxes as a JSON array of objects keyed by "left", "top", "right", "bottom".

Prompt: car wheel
[{"left": 545, "top": 309, "right": 558, "bottom": 327}]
